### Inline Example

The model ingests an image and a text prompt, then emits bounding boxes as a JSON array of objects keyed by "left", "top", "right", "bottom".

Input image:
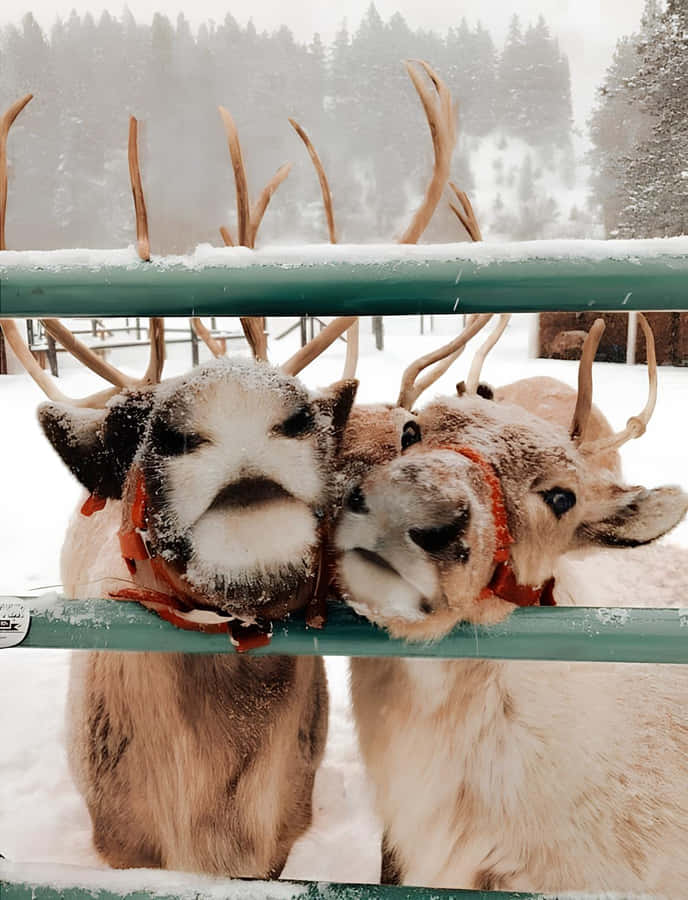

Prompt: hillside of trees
[
  {"left": 589, "top": 0, "right": 688, "bottom": 238},
  {"left": 1, "top": 5, "right": 576, "bottom": 251}
]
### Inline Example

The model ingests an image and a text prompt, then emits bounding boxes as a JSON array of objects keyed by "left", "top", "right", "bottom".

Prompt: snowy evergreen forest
[
  {"left": 0, "top": 5, "right": 580, "bottom": 251},
  {"left": 1, "top": 1, "right": 685, "bottom": 251},
  {"left": 589, "top": 0, "right": 688, "bottom": 239}
]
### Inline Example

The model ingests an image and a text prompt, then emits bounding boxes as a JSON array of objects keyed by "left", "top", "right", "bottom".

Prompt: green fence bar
[
  {"left": 1, "top": 242, "right": 688, "bottom": 316},
  {"left": 0, "top": 875, "right": 544, "bottom": 900},
  {"left": 5, "top": 596, "right": 688, "bottom": 663}
]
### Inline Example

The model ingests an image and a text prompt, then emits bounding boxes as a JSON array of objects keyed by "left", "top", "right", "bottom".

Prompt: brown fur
[
  {"left": 44, "top": 359, "right": 359, "bottom": 877},
  {"left": 68, "top": 650, "right": 327, "bottom": 876}
]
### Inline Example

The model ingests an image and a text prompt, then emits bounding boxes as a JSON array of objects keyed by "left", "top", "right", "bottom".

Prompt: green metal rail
[
  {"left": 0, "top": 868, "right": 547, "bottom": 900},
  {"left": 1, "top": 243, "right": 688, "bottom": 316},
  {"left": 5, "top": 596, "right": 688, "bottom": 663}
]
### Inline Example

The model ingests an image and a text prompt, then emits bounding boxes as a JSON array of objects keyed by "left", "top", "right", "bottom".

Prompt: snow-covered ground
[{"left": 1, "top": 313, "right": 687, "bottom": 885}]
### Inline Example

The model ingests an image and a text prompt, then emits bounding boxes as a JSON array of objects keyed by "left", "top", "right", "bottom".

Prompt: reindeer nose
[{"left": 408, "top": 509, "right": 469, "bottom": 554}]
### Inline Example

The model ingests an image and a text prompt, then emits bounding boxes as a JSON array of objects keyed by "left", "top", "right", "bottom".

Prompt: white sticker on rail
[{"left": 0, "top": 598, "right": 30, "bottom": 648}]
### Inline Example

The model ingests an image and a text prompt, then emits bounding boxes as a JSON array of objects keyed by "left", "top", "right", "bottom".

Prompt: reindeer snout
[{"left": 408, "top": 506, "right": 470, "bottom": 555}]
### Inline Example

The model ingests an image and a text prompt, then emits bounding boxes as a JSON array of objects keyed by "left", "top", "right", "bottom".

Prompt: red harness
[
  {"left": 434, "top": 445, "right": 555, "bottom": 608},
  {"left": 82, "top": 474, "right": 275, "bottom": 651}
]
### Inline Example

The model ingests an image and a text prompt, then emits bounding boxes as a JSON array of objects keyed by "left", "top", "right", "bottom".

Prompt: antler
[
  {"left": 128, "top": 117, "right": 150, "bottom": 262},
  {"left": 569, "top": 319, "right": 606, "bottom": 443},
  {"left": 1, "top": 94, "right": 33, "bottom": 251},
  {"left": 573, "top": 314, "right": 658, "bottom": 456},
  {"left": 399, "top": 60, "right": 456, "bottom": 244},
  {"left": 249, "top": 162, "right": 292, "bottom": 248},
  {"left": 397, "top": 314, "right": 493, "bottom": 410},
  {"left": 448, "top": 183, "right": 482, "bottom": 242},
  {"left": 0, "top": 319, "right": 122, "bottom": 407},
  {"left": 289, "top": 118, "right": 336, "bottom": 243},
  {"left": 218, "top": 107, "right": 294, "bottom": 363},
  {"left": 218, "top": 106, "right": 292, "bottom": 251},
  {"left": 464, "top": 314, "right": 511, "bottom": 395},
  {"left": 127, "top": 115, "right": 165, "bottom": 379},
  {"left": 289, "top": 116, "right": 359, "bottom": 379},
  {"left": 190, "top": 318, "right": 225, "bottom": 358},
  {"left": 240, "top": 317, "right": 268, "bottom": 363},
  {"left": 282, "top": 317, "right": 358, "bottom": 377}
]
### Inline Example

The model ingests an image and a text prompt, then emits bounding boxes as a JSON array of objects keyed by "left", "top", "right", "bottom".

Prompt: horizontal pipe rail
[
  {"left": 5, "top": 596, "right": 688, "bottom": 663},
  {"left": 0, "top": 874, "right": 543, "bottom": 900},
  {"left": 2, "top": 861, "right": 641, "bottom": 899},
  {"left": 1, "top": 240, "right": 688, "bottom": 316}
]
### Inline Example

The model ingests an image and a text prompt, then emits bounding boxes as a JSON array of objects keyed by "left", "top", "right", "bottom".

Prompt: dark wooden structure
[{"left": 539, "top": 312, "right": 688, "bottom": 365}]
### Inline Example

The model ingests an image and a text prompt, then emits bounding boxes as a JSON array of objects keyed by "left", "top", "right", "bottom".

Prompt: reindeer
[
  {"left": 0, "top": 59, "right": 460, "bottom": 876},
  {"left": 334, "top": 318, "right": 688, "bottom": 894},
  {"left": 2, "top": 312, "right": 359, "bottom": 875}
]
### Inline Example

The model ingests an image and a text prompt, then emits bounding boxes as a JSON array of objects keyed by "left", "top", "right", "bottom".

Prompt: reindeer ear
[
  {"left": 38, "top": 390, "right": 155, "bottom": 499},
  {"left": 39, "top": 403, "right": 110, "bottom": 495},
  {"left": 577, "top": 484, "right": 688, "bottom": 548},
  {"left": 315, "top": 379, "right": 358, "bottom": 443}
]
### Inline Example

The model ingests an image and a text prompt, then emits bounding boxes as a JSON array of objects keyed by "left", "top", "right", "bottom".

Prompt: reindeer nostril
[
  {"left": 408, "top": 509, "right": 469, "bottom": 555},
  {"left": 346, "top": 486, "right": 368, "bottom": 514}
]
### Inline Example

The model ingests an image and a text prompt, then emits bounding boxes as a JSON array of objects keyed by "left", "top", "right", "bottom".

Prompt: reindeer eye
[
  {"left": 346, "top": 486, "right": 368, "bottom": 514},
  {"left": 540, "top": 488, "right": 577, "bottom": 518},
  {"left": 278, "top": 405, "right": 315, "bottom": 438},
  {"left": 401, "top": 421, "right": 422, "bottom": 451},
  {"left": 151, "top": 419, "right": 207, "bottom": 456}
]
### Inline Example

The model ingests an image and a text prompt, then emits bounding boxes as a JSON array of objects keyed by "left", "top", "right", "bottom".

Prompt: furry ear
[
  {"left": 576, "top": 484, "right": 688, "bottom": 548},
  {"left": 38, "top": 403, "right": 110, "bottom": 495},
  {"left": 38, "top": 390, "right": 155, "bottom": 499},
  {"left": 315, "top": 379, "right": 358, "bottom": 445}
]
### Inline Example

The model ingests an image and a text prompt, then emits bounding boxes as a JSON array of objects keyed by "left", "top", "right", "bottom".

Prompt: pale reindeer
[{"left": 335, "top": 318, "right": 688, "bottom": 895}]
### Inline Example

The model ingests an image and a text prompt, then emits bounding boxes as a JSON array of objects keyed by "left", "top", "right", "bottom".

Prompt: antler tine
[
  {"left": 190, "top": 318, "right": 225, "bottom": 358},
  {"left": 218, "top": 106, "right": 250, "bottom": 248},
  {"left": 342, "top": 320, "right": 359, "bottom": 380},
  {"left": 1, "top": 93, "right": 33, "bottom": 251},
  {"left": 397, "top": 314, "right": 493, "bottom": 410},
  {"left": 448, "top": 183, "right": 483, "bottom": 242},
  {"left": 143, "top": 316, "right": 166, "bottom": 384},
  {"left": 249, "top": 162, "right": 292, "bottom": 249},
  {"left": 219, "top": 225, "right": 234, "bottom": 247},
  {"left": 0, "top": 319, "right": 119, "bottom": 408},
  {"left": 465, "top": 314, "right": 511, "bottom": 395},
  {"left": 40, "top": 319, "right": 131, "bottom": 389},
  {"left": 578, "top": 313, "right": 658, "bottom": 457},
  {"left": 128, "top": 115, "right": 165, "bottom": 383},
  {"left": 289, "top": 117, "right": 359, "bottom": 379},
  {"left": 289, "top": 118, "right": 336, "bottom": 243},
  {"left": 240, "top": 317, "right": 268, "bottom": 363},
  {"left": 569, "top": 318, "right": 606, "bottom": 443},
  {"left": 399, "top": 60, "right": 456, "bottom": 245},
  {"left": 128, "top": 117, "right": 150, "bottom": 262},
  {"left": 282, "top": 316, "right": 358, "bottom": 377}
]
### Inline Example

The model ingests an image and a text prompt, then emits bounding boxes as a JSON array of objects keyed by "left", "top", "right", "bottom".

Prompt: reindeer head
[
  {"left": 335, "top": 317, "right": 688, "bottom": 640},
  {"left": 38, "top": 356, "right": 356, "bottom": 620}
]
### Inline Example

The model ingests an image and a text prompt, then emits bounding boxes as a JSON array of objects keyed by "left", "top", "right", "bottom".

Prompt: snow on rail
[{"left": 0, "top": 236, "right": 687, "bottom": 271}]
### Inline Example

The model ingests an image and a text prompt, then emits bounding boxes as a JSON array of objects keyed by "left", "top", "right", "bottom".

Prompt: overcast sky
[{"left": 0, "top": 0, "right": 646, "bottom": 124}]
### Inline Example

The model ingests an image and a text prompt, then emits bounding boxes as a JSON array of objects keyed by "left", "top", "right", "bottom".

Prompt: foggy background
[{"left": 0, "top": 0, "right": 685, "bottom": 251}]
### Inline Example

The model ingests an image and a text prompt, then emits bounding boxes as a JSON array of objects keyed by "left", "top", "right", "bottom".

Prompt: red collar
[
  {"left": 81, "top": 471, "right": 332, "bottom": 650},
  {"left": 433, "top": 444, "right": 555, "bottom": 608}
]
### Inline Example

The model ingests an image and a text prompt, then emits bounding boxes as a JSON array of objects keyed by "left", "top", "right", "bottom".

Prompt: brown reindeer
[
  {"left": 0, "top": 58, "right": 458, "bottom": 877},
  {"left": 3, "top": 316, "right": 357, "bottom": 875},
  {"left": 334, "top": 318, "right": 688, "bottom": 894}
]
